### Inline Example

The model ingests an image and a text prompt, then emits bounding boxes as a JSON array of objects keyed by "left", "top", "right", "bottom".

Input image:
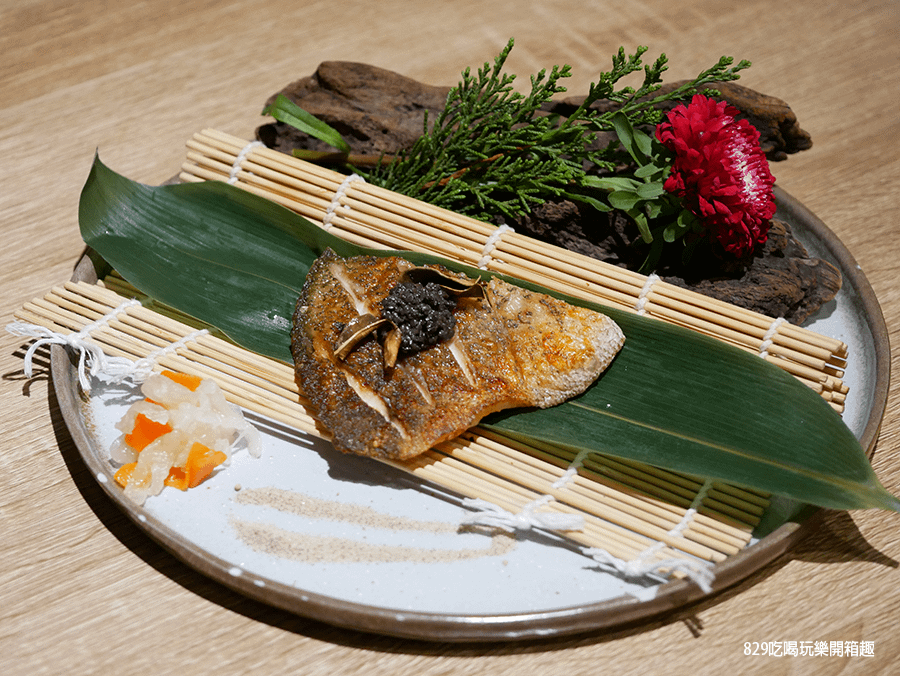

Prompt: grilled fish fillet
[{"left": 291, "top": 249, "right": 624, "bottom": 460}]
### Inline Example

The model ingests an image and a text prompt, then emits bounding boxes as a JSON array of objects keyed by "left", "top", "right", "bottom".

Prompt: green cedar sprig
[
  {"left": 368, "top": 39, "right": 749, "bottom": 222},
  {"left": 265, "top": 39, "right": 750, "bottom": 227},
  {"left": 367, "top": 39, "right": 589, "bottom": 219}
]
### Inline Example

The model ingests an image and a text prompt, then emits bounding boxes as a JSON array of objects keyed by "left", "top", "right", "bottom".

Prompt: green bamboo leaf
[
  {"left": 78, "top": 155, "right": 900, "bottom": 513},
  {"left": 262, "top": 94, "right": 351, "bottom": 154},
  {"left": 79, "top": 154, "right": 355, "bottom": 361},
  {"left": 486, "top": 307, "right": 899, "bottom": 513}
]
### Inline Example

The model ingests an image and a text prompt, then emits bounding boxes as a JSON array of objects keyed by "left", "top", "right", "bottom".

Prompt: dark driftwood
[
  {"left": 257, "top": 62, "right": 839, "bottom": 323},
  {"left": 258, "top": 61, "right": 451, "bottom": 158}
]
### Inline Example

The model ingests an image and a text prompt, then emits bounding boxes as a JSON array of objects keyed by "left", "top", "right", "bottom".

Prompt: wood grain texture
[{"left": 1, "top": 1, "right": 898, "bottom": 674}]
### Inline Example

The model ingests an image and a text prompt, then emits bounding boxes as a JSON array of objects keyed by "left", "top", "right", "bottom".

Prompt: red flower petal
[{"left": 656, "top": 94, "right": 776, "bottom": 257}]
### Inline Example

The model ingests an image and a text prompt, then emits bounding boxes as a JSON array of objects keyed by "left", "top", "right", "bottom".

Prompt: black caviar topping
[{"left": 380, "top": 281, "right": 456, "bottom": 354}]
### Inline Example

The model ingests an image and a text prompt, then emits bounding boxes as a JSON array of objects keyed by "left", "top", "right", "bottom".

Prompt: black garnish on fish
[{"left": 379, "top": 281, "right": 456, "bottom": 354}]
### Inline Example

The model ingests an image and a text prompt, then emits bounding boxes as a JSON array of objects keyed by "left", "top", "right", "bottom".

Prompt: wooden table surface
[{"left": 2, "top": 1, "right": 899, "bottom": 674}]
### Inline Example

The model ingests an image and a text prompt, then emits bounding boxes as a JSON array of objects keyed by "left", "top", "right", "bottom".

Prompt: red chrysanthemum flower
[{"left": 656, "top": 94, "right": 776, "bottom": 257}]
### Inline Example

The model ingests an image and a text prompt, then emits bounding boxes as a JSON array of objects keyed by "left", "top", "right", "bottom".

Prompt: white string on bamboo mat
[
  {"left": 635, "top": 273, "right": 660, "bottom": 316},
  {"left": 759, "top": 316, "right": 786, "bottom": 359},
  {"left": 322, "top": 173, "right": 366, "bottom": 230},
  {"left": 6, "top": 301, "right": 209, "bottom": 391},
  {"left": 584, "top": 479, "right": 715, "bottom": 593},
  {"left": 228, "top": 141, "right": 264, "bottom": 184},
  {"left": 7, "top": 299, "right": 141, "bottom": 390},
  {"left": 461, "top": 451, "right": 715, "bottom": 591},
  {"left": 478, "top": 224, "right": 514, "bottom": 270},
  {"left": 460, "top": 495, "right": 585, "bottom": 532},
  {"left": 127, "top": 328, "right": 210, "bottom": 380},
  {"left": 460, "top": 447, "right": 589, "bottom": 532}
]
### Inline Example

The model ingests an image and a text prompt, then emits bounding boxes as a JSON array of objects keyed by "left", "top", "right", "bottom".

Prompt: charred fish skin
[{"left": 291, "top": 249, "right": 624, "bottom": 461}]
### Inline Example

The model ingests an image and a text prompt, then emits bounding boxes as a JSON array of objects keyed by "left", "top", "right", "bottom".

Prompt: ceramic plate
[{"left": 50, "top": 185, "right": 890, "bottom": 641}]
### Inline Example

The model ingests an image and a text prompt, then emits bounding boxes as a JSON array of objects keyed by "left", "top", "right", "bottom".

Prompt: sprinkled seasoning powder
[{"left": 231, "top": 487, "right": 516, "bottom": 564}]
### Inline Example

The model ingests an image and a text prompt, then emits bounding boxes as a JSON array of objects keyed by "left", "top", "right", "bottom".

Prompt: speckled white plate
[{"left": 52, "top": 186, "right": 890, "bottom": 641}]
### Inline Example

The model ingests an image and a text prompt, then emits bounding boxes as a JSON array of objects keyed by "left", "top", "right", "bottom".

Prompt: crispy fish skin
[
  {"left": 291, "top": 249, "right": 624, "bottom": 460},
  {"left": 485, "top": 278, "right": 625, "bottom": 408}
]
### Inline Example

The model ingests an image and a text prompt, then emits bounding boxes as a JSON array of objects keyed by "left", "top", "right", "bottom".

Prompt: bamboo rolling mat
[
  {"left": 15, "top": 278, "right": 767, "bottom": 576},
  {"left": 178, "top": 129, "right": 848, "bottom": 413},
  {"left": 16, "top": 124, "right": 856, "bottom": 581}
]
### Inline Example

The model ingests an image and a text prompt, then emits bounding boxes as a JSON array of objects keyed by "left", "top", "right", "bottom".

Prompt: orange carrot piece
[
  {"left": 161, "top": 370, "right": 202, "bottom": 392},
  {"left": 124, "top": 413, "right": 173, "bottom": 452},
  {"left": 180, "top": 442, "right": 227, "bottom": 489},
  {"left": 114, "top": 462, "right": 137, "bottom": 488},
  {"left": 164, "top": 444, "right": 225, "bottom": 491},
  {"left": 164, "top": 466, "right": 189, "bottom": 491}
]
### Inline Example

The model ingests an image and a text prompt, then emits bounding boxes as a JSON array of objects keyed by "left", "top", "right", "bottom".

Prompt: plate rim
[{"left": 50, "top": 185, "right": 891, "bottom": 642}]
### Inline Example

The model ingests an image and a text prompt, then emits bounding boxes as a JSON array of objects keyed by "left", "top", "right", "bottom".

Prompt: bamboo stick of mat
[
  {"left": 14, "top": 280, "right": 762, "bottom": 569},
  {"left": 178, "top": 129, "right": 848, "bottom": 412}
]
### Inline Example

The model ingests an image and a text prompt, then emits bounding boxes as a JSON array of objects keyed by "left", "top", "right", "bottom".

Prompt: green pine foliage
[{"left": 362, "top": 39, "right": 751, "bottom": 222}]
